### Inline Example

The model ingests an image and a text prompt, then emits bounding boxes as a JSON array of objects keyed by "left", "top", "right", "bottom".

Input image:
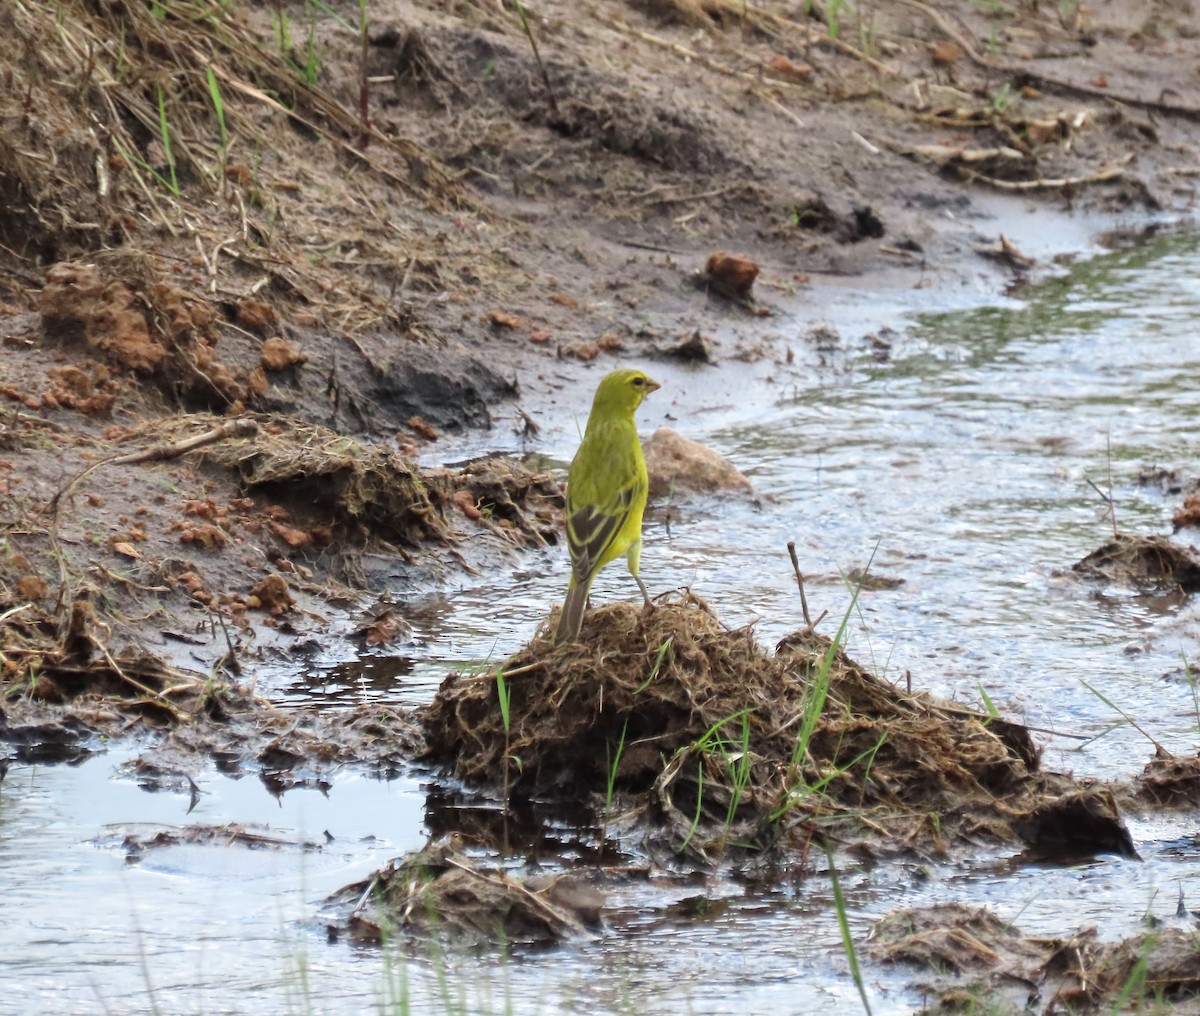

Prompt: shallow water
[{"left": 3, "top": 225, "right": 1200, "bottom": 1015}]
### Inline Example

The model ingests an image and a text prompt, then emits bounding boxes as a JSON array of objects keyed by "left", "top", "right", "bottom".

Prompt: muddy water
[{"left": 4, "top": 225, "right": 1200, "bottom": 1015}]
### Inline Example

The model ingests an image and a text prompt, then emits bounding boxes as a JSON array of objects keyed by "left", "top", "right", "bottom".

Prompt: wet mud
[{"left": 871, "top": 901, "right": 1200, "bottom": 1014}]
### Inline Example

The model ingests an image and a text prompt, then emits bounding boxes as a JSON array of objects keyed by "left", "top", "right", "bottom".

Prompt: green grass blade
[{"left": 825, "top": 841, "right": 873, "bottom": 1015}]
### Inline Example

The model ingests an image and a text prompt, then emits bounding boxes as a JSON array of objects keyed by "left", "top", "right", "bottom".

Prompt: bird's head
[{"left": 592, "top": 368, "right": 661, "bottom": 415}]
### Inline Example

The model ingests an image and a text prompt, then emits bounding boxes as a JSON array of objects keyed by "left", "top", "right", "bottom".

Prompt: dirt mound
[
  {"left": 1073, "top": 533, "right": 1200, "bottom": 593},
  {"left": 327, "top": 839, "right": 604, "bottom": 947},
  {"left": 871, "top": 902, "right": 1200, "bottom": 1014},
  {"left": 196, "top": 420, "right": 561, "bottom": 554},
  {"left": 421, "top": 597, "right": 1132, "bottom": 857}
]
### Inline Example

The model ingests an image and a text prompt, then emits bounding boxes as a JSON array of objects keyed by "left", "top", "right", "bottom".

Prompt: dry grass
[{"left": 0, "top": 0, "right": 466, "bottom": 332}]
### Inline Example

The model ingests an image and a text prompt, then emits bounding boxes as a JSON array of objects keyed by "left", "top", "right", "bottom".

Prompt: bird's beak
[{"left": 645, "top": 378, "right": 662, "bottom": 393}]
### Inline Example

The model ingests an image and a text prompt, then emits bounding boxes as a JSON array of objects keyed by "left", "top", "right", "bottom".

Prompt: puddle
[
  {"left": 0, "top": 751, "right": 428, "bottom": 1009},
  {"left": 4, "top": 226, "right": 1200, "bottom": 1014}
]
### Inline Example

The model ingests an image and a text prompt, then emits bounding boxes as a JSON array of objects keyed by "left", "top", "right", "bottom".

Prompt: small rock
[
  {"left": 764, "top": 55, "right": 814, "bottom": 82},
  {"left": 703, "top": 251, "right": 759, "bottom": 302},
  {"left": 237, "top": 298, "right": 278, "bottom": 334},
  {"left": 250, "top": 573, "right": 295, "bottom": 615},
  {"left": 1174, "top": 494, "right": 1200, "bottom": 531},
  {"left": 16, "top": 575, "right": 48, "bottom": 600},
  {"left": 929, "top": 41, "right": 965, "bottom": 66},
  {"left": 664, "top": 330, "right": 715, "bottom": 362},
  {"left": 562, "top": 341, "right": 600, "bottom": 361},
  {"left": 642, "top": 428, "right": 754, "bottom": 499}
]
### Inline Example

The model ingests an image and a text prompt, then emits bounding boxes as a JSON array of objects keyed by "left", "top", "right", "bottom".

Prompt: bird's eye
[{"left": 632, "top": 377, "right": 644, "bottom": 387}]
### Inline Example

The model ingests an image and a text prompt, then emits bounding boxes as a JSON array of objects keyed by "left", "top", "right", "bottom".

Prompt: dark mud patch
[
  {"left": 0, "top": 401, "right": 558, "bottom": 731},
  {"left": 38, "top": 258, "right": 519, "bottom": 435},
  {"left": 1073, "top": 533, "right": 1200, "bottom": 594},
  {"left": 421, "top": 597, "right": 1134, "bottom": 860},
  {"left": 870, "top": 902, "right": 1200, "bottom": 1014},
  {"left": 1, "top": 568, "right": 427, "bottom": 786},
  {"left": 128, "top": 699, "right": 425, "bottom": 794},
  {"left": 326, "top": 839, "right": 606, "bottom": 947},
  {"left": 0, "top": 705, "right": 96, "bottom": 766}
]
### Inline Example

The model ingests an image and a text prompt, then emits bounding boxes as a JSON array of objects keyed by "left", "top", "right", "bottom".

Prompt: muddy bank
[
  {"left": 3, "top": 0, "right": 1199, "bottom": 708},
  {"left": 2, "top": 3, "right": 1200, "bottom": 1010}
]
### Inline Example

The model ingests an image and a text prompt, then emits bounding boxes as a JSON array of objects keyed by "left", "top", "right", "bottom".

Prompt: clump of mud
[
  {"left": 871, "top": 901, "right": 1200, "bottom": 1013},
  {"left": 196, "top": 419, "right": 562, "bottom": 553},
  {"left": 421, "top": 597, "right": 1134, "bottom": 858},
  {"left": 1073, "top": 533, "right": 1200, "bottom": 593},
  {"left": 41, "top": 260, "right": 248, "bottom": 411},
  {"left": 326, "top": 839, "right": 604, "bottom": 947}
]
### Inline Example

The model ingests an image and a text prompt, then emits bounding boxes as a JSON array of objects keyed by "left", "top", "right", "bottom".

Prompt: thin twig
[
  {"left": 1085, "top": 477, "right": 1118, "bottom": 537},
  {"left": 959, "top": 163, "right": 1127, "bottom": 192},
  {"left": 787, "top": 541, "right": 814, "bottom": 629},
  {"left": 513, "top": 2, "right": 558, "bottom": 115}
]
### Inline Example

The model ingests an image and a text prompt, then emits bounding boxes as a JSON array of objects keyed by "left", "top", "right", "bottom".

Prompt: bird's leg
[{"left": 627, "top": 540, "right": 654, "bottom": 611}]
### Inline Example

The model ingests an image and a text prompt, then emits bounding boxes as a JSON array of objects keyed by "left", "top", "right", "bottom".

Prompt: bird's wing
[{"left": 566, "top": 471, "right": 645, "bottom": 584}]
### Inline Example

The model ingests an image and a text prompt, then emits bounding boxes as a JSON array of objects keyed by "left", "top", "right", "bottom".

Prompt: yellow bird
[{"left": 555, "top": 368, "right": 661, "bottom": 644}]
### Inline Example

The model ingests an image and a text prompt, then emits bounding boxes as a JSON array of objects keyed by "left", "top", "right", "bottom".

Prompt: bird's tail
[{"left": 555, "top": 580, "right": 589, "bottom": 644}]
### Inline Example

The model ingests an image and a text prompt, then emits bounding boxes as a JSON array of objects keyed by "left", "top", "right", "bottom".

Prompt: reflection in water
[
  {"left": 291, "top": 653, "right": 417, "bottom": 705},
  {"left": 4, "top": 227, "right": 1200, "bottom": 1015}
]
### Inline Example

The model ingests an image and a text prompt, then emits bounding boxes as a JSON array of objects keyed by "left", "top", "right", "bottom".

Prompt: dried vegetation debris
[
  {"left": 1127, "top": 749, "right": 1200, "bottom": 810},
  {"left": 328, "top": 839, "right": 605, "bottom": 947},
  {"left": 116, "top": 823, "right": 327, "bottom": 859},
  {"left": 0, "top": 594, "right": 230, "bottom": 727},
  {"left": 196, "top": 418, "right": 561, "bottom": 551},
  {"left": 421, "top": 597, "right": 1133, "bottom": 858},
  {"left": 870, "top": 902, "right": 1200, "bottom": 1014},
  {"left": 1072, "top": 532, "right": 1200, "bottom": 593},
  {"left": 0, "top": 0, "right": 458, "bottom": 257}
]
